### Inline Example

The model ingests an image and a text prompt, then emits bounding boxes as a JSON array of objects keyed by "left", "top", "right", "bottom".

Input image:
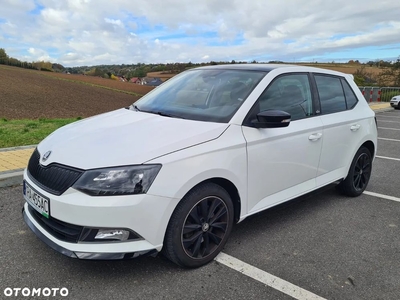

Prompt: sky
[{"left": 0, "top": 0, "right": 400, "bottom": 67}]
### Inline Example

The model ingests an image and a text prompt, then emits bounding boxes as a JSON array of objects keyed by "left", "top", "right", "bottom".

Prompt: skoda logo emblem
[{"left": 42, "top": 151, "right": 52, "bottom": 162}]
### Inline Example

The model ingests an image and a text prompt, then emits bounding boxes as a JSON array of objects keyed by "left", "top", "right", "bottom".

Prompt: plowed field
[{"left": 0, "top": 66, "right": 152, "bottom": 119}]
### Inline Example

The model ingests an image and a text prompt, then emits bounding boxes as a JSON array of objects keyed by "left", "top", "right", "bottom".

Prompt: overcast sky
[{"left": 1, "top": 0, "right": 400, "bottom": 67}]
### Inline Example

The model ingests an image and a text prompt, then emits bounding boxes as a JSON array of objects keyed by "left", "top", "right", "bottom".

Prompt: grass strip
[{"left": 0, "top": 118, "right": 81, "bottom": 148}]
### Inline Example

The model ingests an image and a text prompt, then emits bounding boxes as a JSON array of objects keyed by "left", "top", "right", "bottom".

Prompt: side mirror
[{"left": 252, "top": 110, "right": 291, "bottom": 128}]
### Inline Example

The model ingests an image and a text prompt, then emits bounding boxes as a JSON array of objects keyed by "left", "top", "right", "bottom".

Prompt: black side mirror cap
[{"left": 252, "top": 110, "right": 291, "bottom": 128}]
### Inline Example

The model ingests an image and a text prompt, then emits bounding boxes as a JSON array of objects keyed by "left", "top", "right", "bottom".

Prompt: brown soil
[
  {"left": 297, "top": 63, "right": 386, "bottom": 76},
  {"left": 0, "top": 66, "right": 147, "bottom": 119},
  {"left": 47, "top": 72, "right": 155, "bottom": 95}
]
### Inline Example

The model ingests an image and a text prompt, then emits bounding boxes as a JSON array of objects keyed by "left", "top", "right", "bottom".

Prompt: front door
[{"left": 242, "top": 73, "right": 323, "bottom": 214}]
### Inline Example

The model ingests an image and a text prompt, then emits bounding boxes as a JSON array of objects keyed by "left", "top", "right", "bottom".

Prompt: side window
[
  {"left": 257, "top": 74, "right": 313, "bottom": 121},
  {"left": 341, "top": 78, "right": 358, "bottom": 109},
  {"left": 315, "top": 75, "right": 346, "bottom": 114}
]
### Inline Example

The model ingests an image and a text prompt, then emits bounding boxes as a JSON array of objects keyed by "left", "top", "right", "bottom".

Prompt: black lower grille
[
  {"left": 27, "top": 148, "right": 84, "bottom": 195},
  {"left": 28, "top": 205, "right": 83, "bottom": 243}
]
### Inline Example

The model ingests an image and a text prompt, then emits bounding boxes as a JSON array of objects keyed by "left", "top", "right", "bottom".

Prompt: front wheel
[
  {"left": 337, "top": 146, "right": 372, "bottom": 197},
  {"left": 163, "top": 182, "right": 234, "bottom": 268}
]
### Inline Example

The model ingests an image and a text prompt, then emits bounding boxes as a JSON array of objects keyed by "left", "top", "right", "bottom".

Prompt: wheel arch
[
  {"left": 180, "top": 177, "right": 242, "bottom": 223},
  {"left": 361, "top": 140, "right": 375, "bottom": 159}
]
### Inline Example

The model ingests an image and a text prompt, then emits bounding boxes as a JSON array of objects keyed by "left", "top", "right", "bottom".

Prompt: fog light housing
[
  {"left": 95, "top": 229, "right": 129, "bottom": 241},
  {"left": 79, "top": 228, "right": 142, "bottom": 243}
]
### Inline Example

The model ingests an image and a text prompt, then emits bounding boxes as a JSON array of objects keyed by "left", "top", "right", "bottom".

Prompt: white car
[
  {"left": 390, "top": 95, "right": 400, "bottom": 109},
  {"left": 23, "top": 64, "right": 377, "bottom": 268}
]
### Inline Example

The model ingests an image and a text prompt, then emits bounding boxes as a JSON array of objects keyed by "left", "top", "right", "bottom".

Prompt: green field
[{"left": 0, "top": 118, "right": 80, "bottom": 148}]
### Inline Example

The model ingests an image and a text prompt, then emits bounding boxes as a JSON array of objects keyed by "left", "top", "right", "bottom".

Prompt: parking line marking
[
  {"left": 378, "top": 137, "right": 400, "bottom": 142},
  {"left": 378, "top": 127, "right": 400, "bottom": 131},
  {"left": 363, "top": 191, "right": 400, "bottom": 203},
  {"left": 376, "top": 155, "right": 400, "bottom": 161},
  {"left": 377, "top": 120, "right": 400, "bottom": 123},
  {"left": 215, "top": 252, "right": 326, "bottom": 300}
]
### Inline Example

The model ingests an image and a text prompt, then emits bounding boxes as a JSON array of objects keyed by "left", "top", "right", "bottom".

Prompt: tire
[
  {"left": 163, "top": 182, "right": 234, "bottom": 268},
  {"left": 337, "top": 146, "right": 372, "bottom": 197}
]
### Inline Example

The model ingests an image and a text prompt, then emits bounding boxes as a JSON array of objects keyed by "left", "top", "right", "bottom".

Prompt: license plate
[{"left": 23, "top": 181, "right": 50, "bottom": 218}]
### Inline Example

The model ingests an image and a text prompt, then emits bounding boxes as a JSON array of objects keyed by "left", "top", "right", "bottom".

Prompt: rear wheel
[
  {"left": 163, "top": 182, "right": 234, "bottom": 268},
  {"left": 337, "top": 146, "right": 372, "bottom": 197}
]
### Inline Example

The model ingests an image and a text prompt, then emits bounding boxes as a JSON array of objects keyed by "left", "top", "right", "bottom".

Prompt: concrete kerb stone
[
  {"left": 372, "top": 107, "right": 395, "bottom": 113},
  {"left": 0, "top": 145, "right": 37, "bottom": 152},
  {"left": 0, "top": 170, "right": 24, "bottom": 188}
]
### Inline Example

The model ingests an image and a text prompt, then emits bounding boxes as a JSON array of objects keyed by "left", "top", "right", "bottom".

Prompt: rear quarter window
[{"left": 341, "top": 78, "right": 358, "bottom": 109}]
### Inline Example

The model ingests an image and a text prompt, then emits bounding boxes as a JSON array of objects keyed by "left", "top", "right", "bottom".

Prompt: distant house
[
  {"left": 118, "top": 76, "right": 127, "bottom": 82},
  {"left": 145, "top": 77, "right": 163, "bottom": 86},
  {"left": 130, "top": 77, "right": 142, "bottom": 84}
]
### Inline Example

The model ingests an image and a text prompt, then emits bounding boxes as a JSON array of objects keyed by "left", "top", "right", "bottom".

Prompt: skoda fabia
[{"left": 23, "top": 64, "right": 377, "bottom": 267}]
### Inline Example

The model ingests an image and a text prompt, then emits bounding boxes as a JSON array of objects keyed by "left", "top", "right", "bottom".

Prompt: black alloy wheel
[
  {"left": 163, "top": 182, "right": 234, "bottom": 268},
  {"left": 181, "top": 196, "right": 228, "bottom": 259},
  {"left": 337, "top": 146, "right": 372, "bottom": 197},
  {"left": 353, "top": 153, "right": 371, "bottom": 192}
]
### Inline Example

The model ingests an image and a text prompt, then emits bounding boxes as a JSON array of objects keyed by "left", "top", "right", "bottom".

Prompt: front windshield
[{"left": 132, "top": 69, "right": 267, "bottom": 123}]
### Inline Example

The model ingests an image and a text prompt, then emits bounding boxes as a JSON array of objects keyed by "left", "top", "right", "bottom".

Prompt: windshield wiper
[
  {"left": 131, "top": 106, "right": 185, "bottom": 119},
  {"left": 132, "top": 105, "right": 141, "bottom": 112},
  {"left": 152, "top": 111, "right": 185, "bottom": 119}
]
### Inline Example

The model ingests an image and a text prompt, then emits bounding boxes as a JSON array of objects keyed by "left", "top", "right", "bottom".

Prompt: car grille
[
  {"left": 27, "top": 148, "right": 84, "bottom": 196},
  {"left": 28, "top": 205, "right": 83, "bottom": 243}
]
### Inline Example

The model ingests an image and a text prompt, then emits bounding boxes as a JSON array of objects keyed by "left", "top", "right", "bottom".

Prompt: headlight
[{"left": 72, "top": 165, "right": 161, "bottom": 196}]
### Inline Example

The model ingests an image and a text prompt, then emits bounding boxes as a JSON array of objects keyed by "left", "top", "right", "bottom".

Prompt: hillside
[
  {"left": 296, "top": 63, "right": 384, "bottom": 76},
  {"left": 0, "top": 66, "right": 150, "bottom": 120}
]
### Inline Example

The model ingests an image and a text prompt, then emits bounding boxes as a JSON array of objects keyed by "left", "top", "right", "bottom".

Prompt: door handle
[
  {"left": 350, "top": 124, "right": 361, "bottom": 131},
  {"left": 308, "top": 133, "right": 322, "bottom": 141}
]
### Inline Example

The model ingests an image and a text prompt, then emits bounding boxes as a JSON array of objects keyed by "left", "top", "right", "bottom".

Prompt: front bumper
[
  {"left": 22, "top": 169, "right": 179, "bottom": 260},
  {"left": 23, "top": 203, "right": 158, "bottom": 259},
  {"left": 390, "top": 102, "right": 399, "bottom": 108}
]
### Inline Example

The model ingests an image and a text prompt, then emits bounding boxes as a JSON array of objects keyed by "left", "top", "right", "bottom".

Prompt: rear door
[{"left": 312, "top": 73, "right": 364, "bottom": 186}]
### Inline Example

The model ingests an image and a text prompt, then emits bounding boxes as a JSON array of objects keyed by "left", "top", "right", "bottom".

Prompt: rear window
[{"left": 315, "top": 75, "right": 347, "bottom": 114}]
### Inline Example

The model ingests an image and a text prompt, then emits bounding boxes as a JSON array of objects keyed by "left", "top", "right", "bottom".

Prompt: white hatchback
[{"left": 23, "top": 64, "right": 377, "bottom": 267}]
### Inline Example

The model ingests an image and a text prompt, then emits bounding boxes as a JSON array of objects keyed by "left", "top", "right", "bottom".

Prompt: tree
[
  {"left": 129, "top": 67, "right": 147, "bottom": 78},
  {"left": 0, "top": 48, "right": 9, "bottom": 64}
]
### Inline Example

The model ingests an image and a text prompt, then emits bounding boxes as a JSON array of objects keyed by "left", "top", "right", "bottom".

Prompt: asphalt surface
[{"left": 1, "top": 109, "right": 400, "bottom": 300}]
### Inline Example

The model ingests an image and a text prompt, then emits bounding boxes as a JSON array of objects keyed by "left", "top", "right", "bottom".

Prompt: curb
[
  {"left": 0, "top": 145, "right": 36, "bottom": 152},
  {"left": 0, "top": 170, "right": 24, "bottom": 188},
  {"left": 373, "top": 107, "right": 394, "bottom": 113}
]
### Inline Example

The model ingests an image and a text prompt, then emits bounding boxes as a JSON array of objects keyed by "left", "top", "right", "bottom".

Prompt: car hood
[{"left": 38, "top": 108, "right": 229, "bottom": 169}]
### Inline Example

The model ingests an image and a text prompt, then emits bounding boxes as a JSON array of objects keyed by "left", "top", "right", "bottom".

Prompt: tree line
[{"left": 0, "top": 48, "right": 55, "bottom": 71}]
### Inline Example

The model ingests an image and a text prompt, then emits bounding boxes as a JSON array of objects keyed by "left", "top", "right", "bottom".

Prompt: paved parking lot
[{"left": 1, "top": 109, "right": 399, "bottom": 300}]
